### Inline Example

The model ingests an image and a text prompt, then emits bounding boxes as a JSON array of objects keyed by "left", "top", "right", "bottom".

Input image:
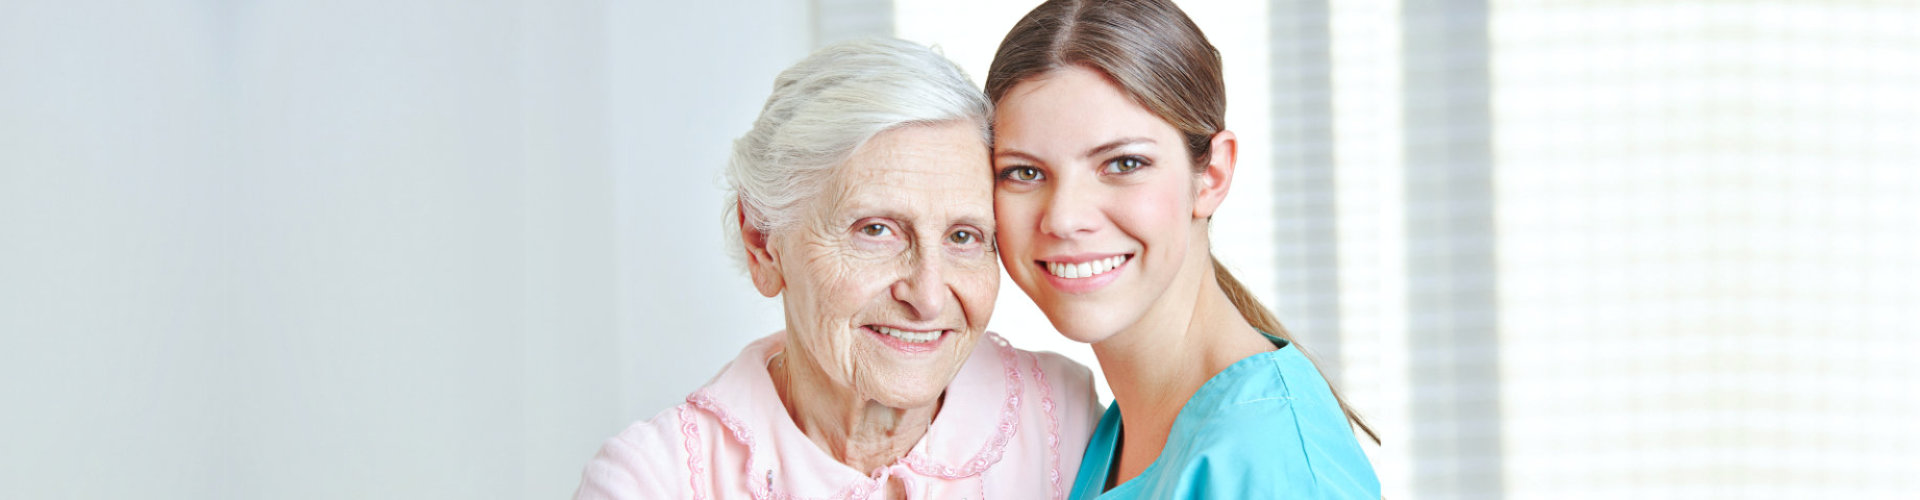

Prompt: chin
[
  {"left": 1041, "top": 305, "right": 1125, "bottom": 344},
  {"left": 869, "top": 383, "right": 948, "bottom": 410},
  {"left": 1052, "top": 315, "right": 1121, "bottom": 346},
  {"left": 1051, "top": 323, "right": 1118, "bottom": 345},
  {"left": 859, "top": 358, "right": 966, "bottom": 410}
]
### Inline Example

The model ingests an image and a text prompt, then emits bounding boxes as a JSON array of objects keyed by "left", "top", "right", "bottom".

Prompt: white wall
[
  {"left": 606, "top": 0, "right": 806, "bottom": 433},
  {"left": 1, "top": 0, "right": 804, "bottom": 497}
]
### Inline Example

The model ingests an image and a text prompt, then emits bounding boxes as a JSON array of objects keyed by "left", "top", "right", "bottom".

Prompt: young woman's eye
[
  {"left": 1103, "top": 156, "right": 1149, "bottom": 174},
  {"left": 858, "top": 223, "right": 892, "bottom": 237},
  {"left": 999, "top": 166, "right": 1044, "bottom": 182}
]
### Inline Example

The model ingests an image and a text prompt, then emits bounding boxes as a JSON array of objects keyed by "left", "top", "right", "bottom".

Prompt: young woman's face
[{"left": 991, "top": 66, "right": 1202, "bottom": 343}]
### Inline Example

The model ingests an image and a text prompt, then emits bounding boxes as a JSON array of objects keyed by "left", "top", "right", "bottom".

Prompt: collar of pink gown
[{"left": 683, "top": 330, "right": 1023, "bottom": 498}]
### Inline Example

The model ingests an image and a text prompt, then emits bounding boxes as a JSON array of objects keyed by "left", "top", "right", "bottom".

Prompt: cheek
[
  {"left": 795, "top": 251, "right": 887, "bottom": 338},
  {"left": 993, "top": 195, "right": 1040, "bottom": 254},
  {"left": 1115, "top": 182, "right": 1193, "bottom": 251},
  {"left": 810, "top": 259, "right": 885, "bottom": 321},
  {"left": 953, "top": 257, "right": 1000, "bottom": 328}
]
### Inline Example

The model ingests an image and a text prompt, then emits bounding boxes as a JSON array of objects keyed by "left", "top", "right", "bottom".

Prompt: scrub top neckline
[{"left": 1093, "top": 331, "right": 1293, "bottom": 496}]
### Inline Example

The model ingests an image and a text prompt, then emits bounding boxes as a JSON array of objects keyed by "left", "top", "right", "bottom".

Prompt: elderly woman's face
[{"left": 770, "top": 121, "right": 998, "bottom": 410}]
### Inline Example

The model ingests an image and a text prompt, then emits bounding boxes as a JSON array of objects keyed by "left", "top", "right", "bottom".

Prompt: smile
[
  {"left": 872, "top": 325, "right": 943, "bottom": 343},
  {"left": 1042, "top": 254, "right": 1130, "bottom": 279},
  {"left": 865, "top": 325, "right": 949, "bottom": 354}
]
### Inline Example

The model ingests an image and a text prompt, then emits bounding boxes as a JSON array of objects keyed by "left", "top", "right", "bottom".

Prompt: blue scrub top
[{"left": 1068, "top": 333, "right": 1380, "bottom": 499}]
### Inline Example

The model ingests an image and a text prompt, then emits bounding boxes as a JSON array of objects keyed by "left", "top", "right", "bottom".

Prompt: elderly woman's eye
[
  {"left": 859, "top": 223, "right": 892, "bottom": 237},
  {"left": 1103, "top": 156, "right": 1148, "bottom": 174},
  {"left": 998, "top": 166, "right": 1044, "bottom": 182},
  {"left": 949, "top": 230, "right": 979, "bottom": 245}
]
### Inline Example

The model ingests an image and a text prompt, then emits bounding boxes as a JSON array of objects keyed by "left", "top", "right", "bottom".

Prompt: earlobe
[
  {"left": 1193, "top": 130, "right": 1237, "bottom": 219},
  {"left": 739, "top": 199, "right": 784, "bottom": 297}
]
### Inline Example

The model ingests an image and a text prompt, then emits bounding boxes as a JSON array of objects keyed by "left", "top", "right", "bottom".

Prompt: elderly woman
[{"left": 574, "top": 38, "right": 1101, "bottom": 499}]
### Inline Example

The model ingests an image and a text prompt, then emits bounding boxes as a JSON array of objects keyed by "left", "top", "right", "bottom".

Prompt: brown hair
[{"left": 986, "top": 0, "right": 1378, "bottom": 444}]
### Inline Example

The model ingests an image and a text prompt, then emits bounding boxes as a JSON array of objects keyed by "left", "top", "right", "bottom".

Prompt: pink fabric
[
  {"left": 676, "top": 405, "right": 707, "bottom": 500},
  {"left": 575, "top": 331, "right": 1102, "bottom": 500},
  {"left": 1027, "top": 351, "right": 1063, "bottom": 500}
]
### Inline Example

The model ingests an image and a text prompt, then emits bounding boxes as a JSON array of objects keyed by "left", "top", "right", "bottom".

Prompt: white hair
[{"left": 723, "top": 37, "right": 991, "bottom": 267}]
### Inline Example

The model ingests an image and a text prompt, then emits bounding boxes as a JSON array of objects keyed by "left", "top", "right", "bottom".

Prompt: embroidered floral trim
[
  {"left": 691, "top": 392, "right": 929, "bottom": 496},
  {"left": 685, "top": 390, "right": 781, "bottom": 500},
  {"left": 692, "top": 385, "right": 892, "bottom": 500},
  {"left": 901, "top": 333, "right": 1023, "bottom": 480},
  {"left": 677, "top": 404, "right": 708, "bottom": 500},
  {"left": 686, "top": 333, "right": 1027, "bottom": 499},
  {"left": 1028, "top": 351, "right": 1063, "bottom": 500}
]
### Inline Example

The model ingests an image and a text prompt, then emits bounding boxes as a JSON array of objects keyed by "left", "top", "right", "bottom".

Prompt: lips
[
  {"left": 864, "top": 325, "right": 949, "bottom": 354},
  {"left": 1031, "top": 253, "right": 1132, "bottom": 294},
  {"left": 1042, "top": 254, "right": 1130, "bottom": 279},
  {"left": 871, "top": 325, "right": 942, "bottom": 343}
]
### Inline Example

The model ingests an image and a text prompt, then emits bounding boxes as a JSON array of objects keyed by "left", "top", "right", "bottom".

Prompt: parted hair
[{"left": 724, "top": 38, "right": 991, "bottom": 266}]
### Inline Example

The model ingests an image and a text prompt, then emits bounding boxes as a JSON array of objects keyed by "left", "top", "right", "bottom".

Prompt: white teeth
[
  {"left": 875, "top": 326, "right": 941, "bottom": 343},
  {"left": 1045, "top": 255, "right": 1128, "bottom": 279}
]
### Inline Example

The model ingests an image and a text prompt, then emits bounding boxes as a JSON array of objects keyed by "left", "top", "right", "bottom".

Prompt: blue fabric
[{"left": 1068, "top": 334, "right": 1380, "bottom": 499}]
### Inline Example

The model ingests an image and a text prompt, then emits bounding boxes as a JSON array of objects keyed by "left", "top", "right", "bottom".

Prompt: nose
[
  {"left": 890, "top": 249, "right": 946, "bottom": 321},
  {"left": 1038, "top": 177, "right": 1099, "bottom": 238}
]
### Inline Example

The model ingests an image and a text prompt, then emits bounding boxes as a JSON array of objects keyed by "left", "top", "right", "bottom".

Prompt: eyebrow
[
  {"left": 948, "top": 214, "right": 993, "bottom": 233},
  {"left": 840, "top": 204, "right": 993, "bottom": 235},
  {"left": 994, "top": 137, "right": 1158, "bottom": 164},
  {"left": 1084, "top": 137, "right": 1156, "bottom": 159}
]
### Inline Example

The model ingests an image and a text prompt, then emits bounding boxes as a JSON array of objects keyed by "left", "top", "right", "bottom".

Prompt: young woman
[{"left": 985, "top": 0, "right": 1381, "bottom": 498}]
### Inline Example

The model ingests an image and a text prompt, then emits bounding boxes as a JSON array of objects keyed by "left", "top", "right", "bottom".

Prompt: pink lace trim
[
  {"left": 695, "top": 390, "right": 925, "bottom": 500},
  {"left": 685, "top": 391, "right": 781, "bottom": 500},
  {"left": 685, "top": 333, "right": 1027, "bottom": 499},
  {"left": 677, "top": 405, "right": 708, "bottom": 500},
  {"left": 691, "top": 390, "right": 880, "bottom": 500},
  {"left": 900, "top": 333, "right": 1023, "bottom": 480},
  {"left": 1028, "top": 351, "right": 1063, "bottom": 500}
]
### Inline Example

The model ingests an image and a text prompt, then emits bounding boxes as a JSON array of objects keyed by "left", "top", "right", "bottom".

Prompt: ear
[
  {"left": 739, "top": 199, "right": 785, "bottom": 297},
  {"left": 1192, "top": 130, "right": 1237, "bottom": 219}
]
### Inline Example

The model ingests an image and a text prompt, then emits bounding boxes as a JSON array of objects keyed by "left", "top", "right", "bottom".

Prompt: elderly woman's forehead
[
  {"left": 817, "top": 168, "right": 990, "bottom": 223},
  {"left": 860, "top": 123, "right": 985, "bottom": 155},
  {"left": 838, "top": 158, "right": 982, "bottom": 182},
  {"left": 829, "top": 162, "right": 990, "bottom": 201},
  {"left": 839, "top": 127, "right": 987, "bottom": 177}
]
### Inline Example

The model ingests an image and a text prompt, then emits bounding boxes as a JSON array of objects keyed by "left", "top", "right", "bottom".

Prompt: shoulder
[
  {"left": 981, "top": 338, "right": 1105, "bottom": 496},
  {"left": 573, "top": 405, "right": 697, "bottom": 500},
  {"left": 1178, "top": 410, "right": 1378, "bottom": 498},
  {"left": 576, "top": 333, "right": 787, "bottom": 499},
  {"left": 1165, "top": 351, "right": 1379, "bottom": 498},
  {"left": 1018, "top": 347, "right": 1097, "bottom": 398},
  {"left": 1000, "top": 341, "right": 1102, "bottom": 427}
]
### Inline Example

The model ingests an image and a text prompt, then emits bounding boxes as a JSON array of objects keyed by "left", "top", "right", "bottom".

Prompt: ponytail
[{"left": 1212, "top": 257, "right": 1381, "bottom": 445}]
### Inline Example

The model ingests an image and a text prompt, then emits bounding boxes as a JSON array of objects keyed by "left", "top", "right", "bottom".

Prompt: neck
[
  {"left": 1091, "top": 254, "right": 1271, "bottom": 481},
  {"left": 770, "top": 344, "right": 940, "bottom": 473}
]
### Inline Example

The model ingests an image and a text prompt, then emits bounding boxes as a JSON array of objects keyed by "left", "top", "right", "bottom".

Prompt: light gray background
[{"left": 1, "top": 0, "right": 829, "bottom": 497}]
